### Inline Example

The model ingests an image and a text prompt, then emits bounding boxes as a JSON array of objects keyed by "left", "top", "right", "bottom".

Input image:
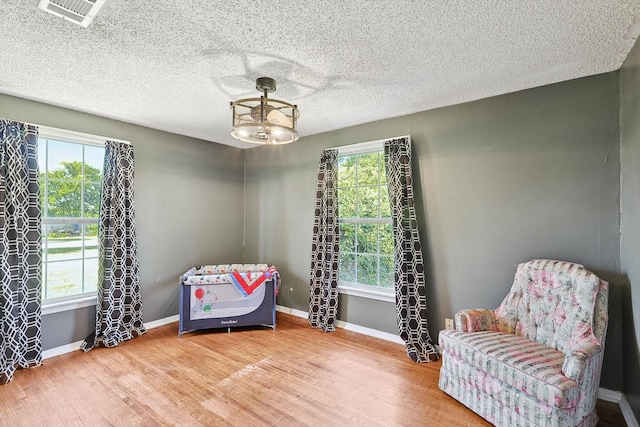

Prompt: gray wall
[
  {"left": 244, "top": 72, "right": 623, "bottom": 390},
  {"left": 0, "top": 94, "right": 246, "bottom": 350},
  {"left": 620, "top": 37, "right": 640, "bottom": 420}
]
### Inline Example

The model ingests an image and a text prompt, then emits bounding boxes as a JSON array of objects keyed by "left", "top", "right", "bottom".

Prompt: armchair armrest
[
  {"left": 562, "top": 343, "right": 603, "bottom": 381},
  {"left": 455, "top": 309, "right": 497, "bottom": 332}
]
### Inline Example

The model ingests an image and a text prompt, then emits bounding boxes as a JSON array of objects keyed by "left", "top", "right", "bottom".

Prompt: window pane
[
  {"left": 41, "top": 223, "right": 48, "bottom": 253},
  {"left": 39, "top": 178, "right": 46, "bottom": 216},
  {"left": 38, "top": 140, "right": 47, "bottom": 175},
  {"left": 379, "top": 223, "right": 394, "bottom": 255},
  {"left": 83, "top": 164, "right": 102, "bottom": 184},
  {"left": 357, "top": 152, "right": 379, "bottom": 186},
  {"left": 339, "top": 252, "right": 356, "bottom": 283},
  {"left": 358, "top": 186, "right": 378, "bottom": 218},
  {"left": 86, "top": 223, "right": 99, "bottom": 238},
  {"left": 84, "top": 258, "right": 99, "bottom": 293},
  {"left": 46, "top": 260, "right": 83, "bottom": 298},
  {"left": 337, "top": 149, "right": 396, "bottom": 293},
  {"left": 339, "top": 222, "right": 355, "bottom": 252},
  {"left": 356, "top": 223, "right": 377, "bottom": 254},
  {"left": 83, "top": 224, "right": 99, "bottom": 255},
  {"left": 42, "top": 224, "right": 50, "bottom": 282},
  {"left": 47, "top": 224, "right": 82, "bottom": 244},
  {"left": 47, "top": 179, "right": 81, "bottom": 217},
  {"left": 338, "top": 156, "right": 357, "bottom": 188},
  {"left": 379, "top": 158, "right": 387, "bottom": 184},
  {"left": 84, "top": 181, "right": 101, "bottom": 217},
  {"left": 42, "top": 262, "right": 47, "bottom": 299},
  {"left": 379, "top": 256, "right": 394, "bottom": 288},
  {"left": 43, "top": 223, "right": 99, "bottom": 298},
  {"left": 47, "top": 140, "right": 82, "bottom": 172},
  {"left": 84, "top": 145, "right": 104, "bottom": 172},
  {"left": 380, "top": 187, "right": 391, "bottom": 218},
  {"left": 338, "top": 187, "right": 356, "bottom": 218},
  {"left": 39, "top": 134, "right": 104, "bottom": 302},
  {"left": 357, "top": 255, "right": 378, "bottom": 286}
]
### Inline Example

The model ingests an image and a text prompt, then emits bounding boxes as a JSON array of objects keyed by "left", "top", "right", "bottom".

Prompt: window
[
  {"left": 337, "top": 141, "right": 394, "bottom": 302},
  {"left": 38, "top": 127, "right": 105, "bottom": 307}
]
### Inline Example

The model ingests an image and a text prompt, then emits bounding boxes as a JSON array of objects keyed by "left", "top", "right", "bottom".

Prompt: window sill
[
  {"left": 42, "top": 293, "right": 97, "bottom": 315},
  {"left": 338, "top": 283, "right": 395, "bottom": 303}
]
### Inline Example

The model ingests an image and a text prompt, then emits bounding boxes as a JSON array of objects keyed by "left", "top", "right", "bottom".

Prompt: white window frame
[
  {"left": 37, "top": 126, "right": 126, "bottom": 315},
  {"left": 336, "top": 139, "right": 395, "bottom": 303}
]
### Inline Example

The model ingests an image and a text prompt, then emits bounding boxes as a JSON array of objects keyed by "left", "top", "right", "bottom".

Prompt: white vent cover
[{"left": 38, "top": 0, "right": 106, "bottom": 27}]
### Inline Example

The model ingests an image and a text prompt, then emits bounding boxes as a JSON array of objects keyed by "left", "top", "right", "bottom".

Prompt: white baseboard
[
  {"left": 42, "top": 340, "right": 84, "bottom": 360},
  {"left": 144, "top": 314, "right": 179, "bottom": 329},
  {"left": 599, "top": 388, "right": 639, "bottom": 427},
  {"left": 275, "top": 305, "right": 308, "bottom": 319},
  {"left": 620, "top": 394, "right": 639, "bottom": 427},
  {"left": 42, "top": 314, "right": 180, "bottom": 360},
  {"left": 598, "top": 388, "right": 622, "bottom": 402},
  {"left": 275, "top": 304, "right": 405, "bottom": 345},
  {"left": 335, "top": 319, "right": 405, "bottom": 345}
]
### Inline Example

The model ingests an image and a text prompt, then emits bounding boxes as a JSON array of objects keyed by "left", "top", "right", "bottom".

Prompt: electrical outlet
[{"left": 445, "top": 318, "right": 454, "bottom": 330}]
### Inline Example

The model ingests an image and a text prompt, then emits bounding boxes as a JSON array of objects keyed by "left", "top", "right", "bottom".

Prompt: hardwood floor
[{"left": 0, "top": 313, "right": 626, "bottom": 426}]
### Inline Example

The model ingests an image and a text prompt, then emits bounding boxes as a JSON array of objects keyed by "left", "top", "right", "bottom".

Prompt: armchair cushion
[{"left": 439, "top": 330, "right": 578, "bottom": 409}]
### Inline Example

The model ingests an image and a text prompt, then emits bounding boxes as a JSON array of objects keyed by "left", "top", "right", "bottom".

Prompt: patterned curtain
[
  {"left": 308, "top": 149, "right": 340, "bottom": 332},
  {"left": 384, "top": 137, "right": 439, "bottom": 362},
  {"left": 0, "top": 119, "right": 42, "bottom": 383},
  {"left": 82, "top": 140, "right": 146, "bottom": 351}
]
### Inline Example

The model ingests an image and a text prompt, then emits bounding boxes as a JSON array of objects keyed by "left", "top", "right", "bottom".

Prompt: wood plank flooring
[{"left": 0, "top": 313, "right": 626, "bottom": 426}]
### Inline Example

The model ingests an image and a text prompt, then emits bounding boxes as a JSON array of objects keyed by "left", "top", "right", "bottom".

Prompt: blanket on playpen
[{"left": 180, "top": 264, "right": 280, "bottom": 320}]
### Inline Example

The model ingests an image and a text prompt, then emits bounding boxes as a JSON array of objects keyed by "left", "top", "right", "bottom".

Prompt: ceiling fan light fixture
[{"left": 230, "top": 77, "right": 299, "bottom": 145}]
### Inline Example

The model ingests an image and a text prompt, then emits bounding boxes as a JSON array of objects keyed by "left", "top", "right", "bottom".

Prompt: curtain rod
[
  {"left": 329, "top": 135, "right": 410, "bottom": 151},
  {"left": 26, "top": 122, "right": 131, "bottom": 146}
]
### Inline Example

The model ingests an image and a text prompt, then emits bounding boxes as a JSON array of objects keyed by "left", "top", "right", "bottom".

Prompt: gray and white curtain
[
  {"left": 82, "top": 140, "right": 146, "bottom": 351},
  {"left": 0, "top": 119, "right": 42, "bottom": 383},
  {"left": 308, "top": 149, "right": 340, "bottom": 332},
  {"left": 385, "top": 137, "right": 439, "bottom": 362}
]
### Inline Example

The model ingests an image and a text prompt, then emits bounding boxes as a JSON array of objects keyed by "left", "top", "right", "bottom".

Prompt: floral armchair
[{"left": 438, "top": 259, "right": 608, "bottom": 427}]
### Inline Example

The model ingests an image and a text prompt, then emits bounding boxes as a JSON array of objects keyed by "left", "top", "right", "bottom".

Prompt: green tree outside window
[
  {"left": 39, "top": 137, "right": 104, "bottom": 300},
  {"left": 338, "top": 150, "right": 393, "bottom": 289}
]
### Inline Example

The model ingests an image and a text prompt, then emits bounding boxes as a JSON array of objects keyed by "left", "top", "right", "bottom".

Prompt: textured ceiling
[{"left": 1, "top": 1, "right": 640, "bottom": 148}]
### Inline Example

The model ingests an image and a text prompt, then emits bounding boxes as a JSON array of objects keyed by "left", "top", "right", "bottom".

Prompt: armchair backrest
[{"left": 494, "top": 259, "right": 607, "bottom": 354}]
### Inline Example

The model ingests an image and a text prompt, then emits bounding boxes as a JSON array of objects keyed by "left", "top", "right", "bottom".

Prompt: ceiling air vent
[{"left": 38, "top": 0, "right": 106, "bottom": 27}]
